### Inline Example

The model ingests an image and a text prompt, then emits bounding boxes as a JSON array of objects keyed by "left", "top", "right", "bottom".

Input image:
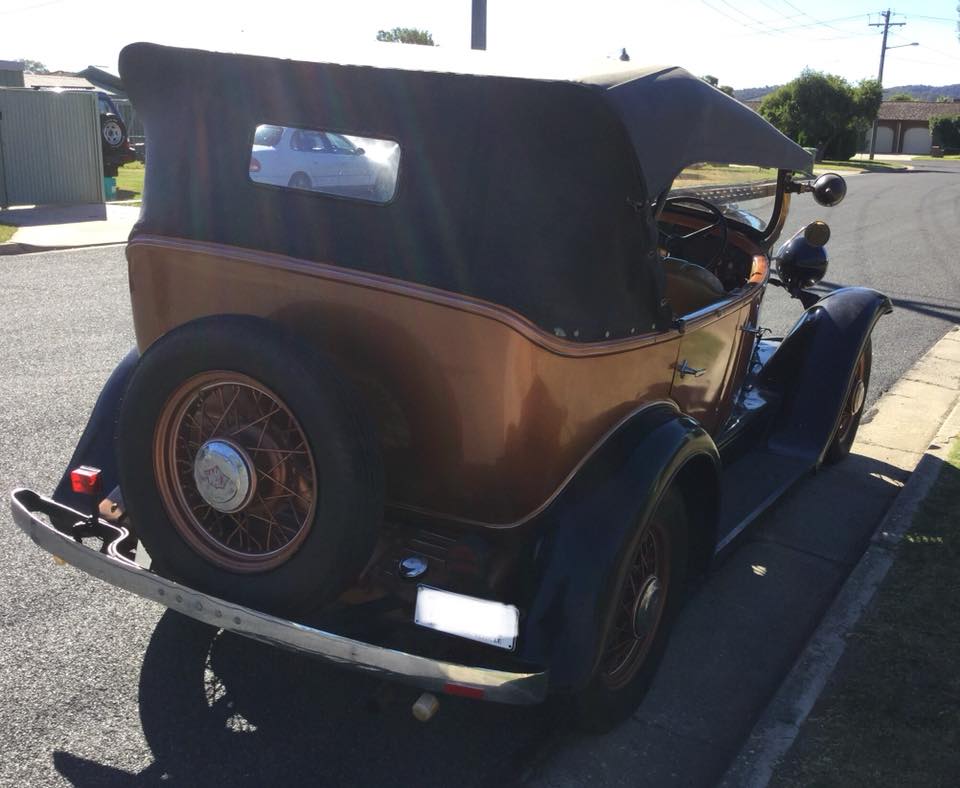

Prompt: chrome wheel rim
[
  {"left": 103, "top": 121, "right": 123, "bottom": 146},
  {"left": 836, "top": 350, "right": 868, "bottom": 443}
]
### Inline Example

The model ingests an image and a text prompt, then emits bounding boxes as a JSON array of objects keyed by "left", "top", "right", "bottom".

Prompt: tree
[
  {"left": 701, "top": 74, "right": 734, "bottom": 96},
  {"left": 936, "top": 95, "right": 953, "bottom": 103},
  {"left": 759, "top": 70, "right": 882, "bottom": 161},
  {"left": 889, "top": 92, "right": 915, "bottom": 101},
  {"left": 931, "top": 115, "right": 960, "bottom": 150},
  {"left": 16, "top": 58, "right": 48, "bottom": 74},
  {"left": 376, "top": 28, "right": 435, "bottom": 46}
]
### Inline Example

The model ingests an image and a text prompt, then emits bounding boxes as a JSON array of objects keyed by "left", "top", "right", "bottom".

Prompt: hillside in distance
[
  {"left": 881, "top": 84, "right": 960, "bottom": 101},
  {"left": 735, "top": 84, "right": 960, "bottom": 102}
]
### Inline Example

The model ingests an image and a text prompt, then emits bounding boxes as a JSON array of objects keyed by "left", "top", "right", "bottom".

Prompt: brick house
[{"left": 868, "top": 100, "right": 960, "bottom": 154}]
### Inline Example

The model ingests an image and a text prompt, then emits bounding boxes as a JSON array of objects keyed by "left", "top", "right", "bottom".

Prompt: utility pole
[
  {"left": 471, "top": 0, "right": 487, "bottom": 50},
  {"left": 868, "top": 9, "right": 906, "bottom": 159}
]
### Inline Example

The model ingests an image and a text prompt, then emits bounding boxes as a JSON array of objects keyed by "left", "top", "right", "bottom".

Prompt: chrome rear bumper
[{"left": 9, "top": 488, "right": 548, "bottom": 705}]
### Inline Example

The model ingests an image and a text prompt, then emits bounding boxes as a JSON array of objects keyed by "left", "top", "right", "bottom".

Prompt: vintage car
[{"left": 10, "top": 43, "right": 891, "bottom": 730}]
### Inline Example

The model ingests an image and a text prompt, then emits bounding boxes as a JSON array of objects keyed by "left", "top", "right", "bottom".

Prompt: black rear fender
[
  {"left": 52, "top": 349, "right": 139, "bottom": 510},
  {"left": 759, "top": 286, "right": 891, "bottom": 465},
  {"left": 516, "top": 402, "right": 720, "bottom": 692}
]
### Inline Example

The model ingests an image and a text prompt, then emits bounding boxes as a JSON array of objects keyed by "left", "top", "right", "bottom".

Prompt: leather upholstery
[{"left": 662, "top": 257, "right": 726, "bottom": 317}]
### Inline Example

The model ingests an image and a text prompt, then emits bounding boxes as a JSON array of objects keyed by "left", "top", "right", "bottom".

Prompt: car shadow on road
[
  {"left": 52, "top": 611, "right": 561, "bottom": 787},
  {"left": 813, "top": 281, "right": 960, "bottom": 325},
  {"left": 49, "top": 452, "right": 916, "bottom": 788}
]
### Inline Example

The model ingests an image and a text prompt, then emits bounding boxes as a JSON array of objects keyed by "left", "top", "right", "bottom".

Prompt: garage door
[
  {"left": 873, "top": 125, "right": 894, "bottom": 154},
  {"left": 902, "top": 126, "right": 931, "bottom": 155}
]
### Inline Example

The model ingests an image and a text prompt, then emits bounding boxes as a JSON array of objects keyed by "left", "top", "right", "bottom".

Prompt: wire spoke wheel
[
  {"left": 154, "top": 371, "right": 318, "bottom": 573},
  {"left": 600, "top": 519, "right": 671, "bottom": 690}
]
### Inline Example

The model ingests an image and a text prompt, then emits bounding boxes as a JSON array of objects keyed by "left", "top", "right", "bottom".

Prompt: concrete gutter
[{"left": 721, "top": 325, "right": 960, "bottom": 788}]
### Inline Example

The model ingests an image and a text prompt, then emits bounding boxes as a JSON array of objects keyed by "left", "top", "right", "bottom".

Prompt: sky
[{"left": 2, "top": 0, "right": 958, "bottom": 90}]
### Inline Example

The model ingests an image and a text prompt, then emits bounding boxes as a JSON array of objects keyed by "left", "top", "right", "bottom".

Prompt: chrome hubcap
[
  {"left": 851, "top": 379, "right": 866, "bottom": 416},
  {"left": 193, "top": 439, "right": 256, "bottom": 513},
  {"left": 633, "top": 575, "right": 663, "bottom": 640}
]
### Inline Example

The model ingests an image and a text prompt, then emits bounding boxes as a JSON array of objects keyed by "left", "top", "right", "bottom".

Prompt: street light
[{"left": 868, "top": 13, "right": 920, "bottom": 159}]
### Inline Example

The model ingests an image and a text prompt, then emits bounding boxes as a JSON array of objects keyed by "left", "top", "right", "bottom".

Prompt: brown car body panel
[{"left": 127, "top": 228, "right": 767, "bottom": 527}]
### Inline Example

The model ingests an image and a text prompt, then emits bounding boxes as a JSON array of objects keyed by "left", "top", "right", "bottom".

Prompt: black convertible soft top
[{"left": 121, "top": 43, "right": 808, "bottom": 341}]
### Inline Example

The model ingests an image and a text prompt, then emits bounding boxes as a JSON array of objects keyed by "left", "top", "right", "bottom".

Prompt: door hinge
[
  {"left": 676, "top": 359, "right": 706, "bottom": 378},
  {"left": 741, "top": 323, "right": 769, "bottom": 337}
]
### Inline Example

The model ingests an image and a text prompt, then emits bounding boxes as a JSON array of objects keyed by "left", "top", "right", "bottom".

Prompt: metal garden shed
[{"left": 0, "top": 88, "right": 104, "bottom": 207}]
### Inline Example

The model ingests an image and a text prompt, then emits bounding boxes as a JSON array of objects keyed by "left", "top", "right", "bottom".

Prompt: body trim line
[{"left": 129, "top": 236, "right": 676, "bottom": 357}]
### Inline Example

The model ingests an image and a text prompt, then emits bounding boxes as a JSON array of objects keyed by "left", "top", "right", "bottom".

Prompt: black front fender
[
  {"left": 760, "top": 286, "right": 891, "bottom": 464},
  {"left": 515, "top": 401, "right": 720, "bottom": 692},
  {"left": 52, "top": 348, "right": 139, "bottom": 510}
]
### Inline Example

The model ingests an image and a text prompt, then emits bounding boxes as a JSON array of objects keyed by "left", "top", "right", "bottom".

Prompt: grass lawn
[
  {"left": 912, "top": 154, "right": 960, "bottom": 160},
  {"left": 672, "top": 163, "right": 778, "bottom": 188},
  {"left": 671, "top": 158, "right": 905, "bottom": 191},
  {"left": 771, "top": 440, "right": 960, "bottom": 787},
  {"left": 0, "top": 224, "right": 15, "bottom": 243},
  {"left": 113, "top": 161, "right": 144, "bottom": 202}
]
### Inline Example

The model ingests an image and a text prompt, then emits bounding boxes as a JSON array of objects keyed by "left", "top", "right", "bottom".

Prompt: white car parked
[{"left": 249, "top": 124, "right": 398, "bottom": 201}]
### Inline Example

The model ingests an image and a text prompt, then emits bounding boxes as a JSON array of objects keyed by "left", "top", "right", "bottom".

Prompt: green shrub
[{"left": 930, "top": 115, "right": 960, "bottom": 150}]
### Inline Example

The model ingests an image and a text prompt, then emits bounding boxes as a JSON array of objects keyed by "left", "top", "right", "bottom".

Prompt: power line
[
  {"left": 916, "top": 44, "right": 960, "bottom": 62},
  {"left": 0, "top": 0, "right": 68, "bottom": 14},
  {"left": 697, "top": 3, "right": 874, "bottom": 39},
  {"left": 699, "top": 0, "right": 783, "bottom": 35},
  {"left": 773, "top": 0, "right": 859, "bottom": 36},
  {"left": 714, "top": 0, "right": 793, "bottom": 35},
  {"left": 908, "top": 14, "right": 959, "bottom": 24}
]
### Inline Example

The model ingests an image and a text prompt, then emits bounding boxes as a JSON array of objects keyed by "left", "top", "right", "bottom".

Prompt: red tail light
[
  {"left": 249, "top": 156, "right": 261, "bottom": 173},
  {"left": 442, "top": 682, "right": 485, "bottom": 699},
  {"left": 70, "top": 466, "right": 102, "bottom": 496}
]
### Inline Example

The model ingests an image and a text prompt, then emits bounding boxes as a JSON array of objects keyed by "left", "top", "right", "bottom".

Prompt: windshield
[{"left": 668, "top": 162, "right": 778, "bottom": 232}]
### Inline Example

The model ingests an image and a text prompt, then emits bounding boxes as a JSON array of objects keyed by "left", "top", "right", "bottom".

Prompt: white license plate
[{"left": 414, "top": 586, "right": 519, "bottom": 651}]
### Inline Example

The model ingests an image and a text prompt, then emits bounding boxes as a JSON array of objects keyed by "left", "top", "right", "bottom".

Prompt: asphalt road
[
  {"left": 1, "top": 161, "right": 958, "bottom": 787},
  {"left": 761, "top": 160, "right": 960, "bottom": 407}
]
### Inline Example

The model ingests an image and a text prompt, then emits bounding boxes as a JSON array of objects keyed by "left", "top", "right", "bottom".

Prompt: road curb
[
  {"left": 0, "top": 242, "right": 32, "bottom": 256},
  {"left": 720, "top": 327, "right": 960, "bottom": 788},
  {"left": 0, "top": 241, "right": 126, "bottom": 256}
]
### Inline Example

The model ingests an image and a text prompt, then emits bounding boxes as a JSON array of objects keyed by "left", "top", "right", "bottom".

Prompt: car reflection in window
[{"left": 249, "top": 124, "right": 400, "bottom": 203}]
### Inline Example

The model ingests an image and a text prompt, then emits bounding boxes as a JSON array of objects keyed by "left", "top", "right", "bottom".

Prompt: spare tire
[
  {"left": 117, "top": 315, "right": 384, "bottom": 615},
  {"left": 101, "top": 113, "right": 126, "bottom": 150}
]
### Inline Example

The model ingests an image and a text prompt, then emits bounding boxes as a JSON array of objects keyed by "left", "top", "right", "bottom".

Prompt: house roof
[
  {"left": 23, "top": 73, "right": 98, "bottom": 90},
  {"left": 77, "top": 65, "right": 124, "bottom": 95},
  {"left": 878, "top": 101, "right": 960, "bottom": 121}
]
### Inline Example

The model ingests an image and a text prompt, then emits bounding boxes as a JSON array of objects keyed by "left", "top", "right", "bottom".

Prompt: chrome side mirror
[{"left": 811, "top": 173, "right": 846, "bottom": 207}]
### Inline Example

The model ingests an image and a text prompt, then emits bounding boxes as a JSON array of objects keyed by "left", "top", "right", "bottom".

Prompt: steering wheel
[{"left": 659, "top": 196, "right": 729, "bottom": 271}]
